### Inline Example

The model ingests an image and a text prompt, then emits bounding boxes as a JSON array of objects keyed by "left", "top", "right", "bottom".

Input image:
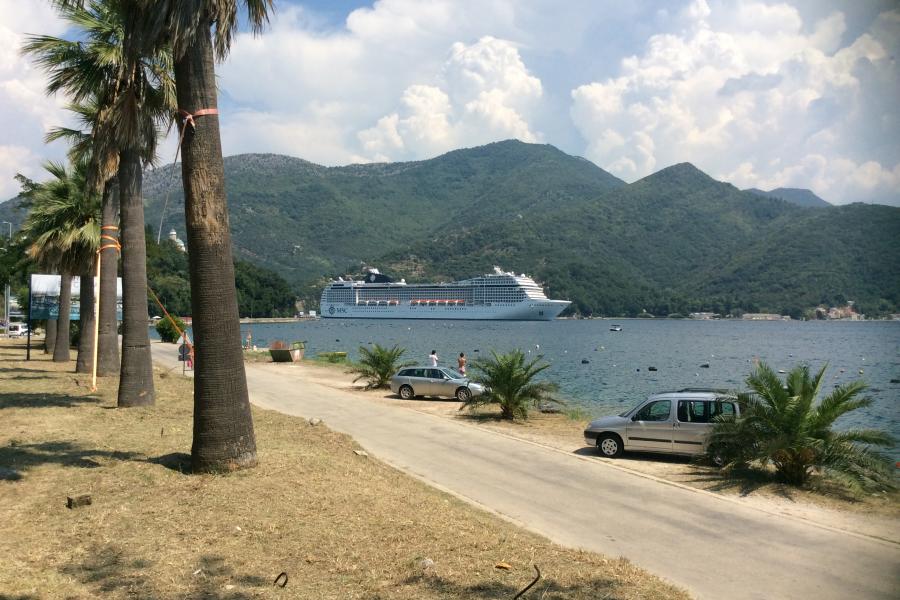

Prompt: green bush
[
  {"left": 708, "top": 362, "right": 895, "bottom": 493},
  {"left": 462, "top": 349, "right": 560, "bottom": 420},
  {"left": 316, "top": 351, "right": 349, "bottom": 363},
  {"left": 155, "top": 315, "right": 187, "bottom": 344},
  {"left": 347, "top": 343, "right": 414, "bottom": 389}
]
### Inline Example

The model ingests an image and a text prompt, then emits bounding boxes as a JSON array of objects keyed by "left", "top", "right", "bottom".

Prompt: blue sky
[{"left": 1, "top": 0, "right": 898, "bottom": 205}]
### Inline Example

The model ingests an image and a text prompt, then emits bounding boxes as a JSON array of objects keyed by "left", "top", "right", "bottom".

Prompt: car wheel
[
  {"left": 455, "top": 387, "right": 472, "bottom": 402},
  {"left": 597, "top": 434, "right": 623, "bottom": 458},
  {"left": 399, "top": 385, "right": 414, "bottom": 400}
]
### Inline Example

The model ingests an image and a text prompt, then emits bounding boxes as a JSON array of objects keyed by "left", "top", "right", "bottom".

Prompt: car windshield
[
  {"left": 618, "top": 397, "right": 648, "bottom": 417},
  {"left": 441, "top": 368, "right": 464, "bottom": 379}
]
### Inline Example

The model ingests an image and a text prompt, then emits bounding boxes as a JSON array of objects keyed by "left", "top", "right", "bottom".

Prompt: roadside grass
[
  {"left": 241, "top": 347, "right": 352, "bottom": 368},
  {"left": 0, "top": 339, "right": 689, "bottom": 599}
]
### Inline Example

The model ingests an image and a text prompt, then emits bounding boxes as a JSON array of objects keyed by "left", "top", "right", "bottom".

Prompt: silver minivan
[
  {"left": 390, "top": 366, "right": 485, "bottom": 402},
  {"left": 584, "top": 389, "right": 739, "bottom": 458}
]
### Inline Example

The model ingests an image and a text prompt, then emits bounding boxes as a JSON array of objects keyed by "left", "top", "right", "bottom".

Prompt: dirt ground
[
  {"left": 0, "top": 339, "right": 688, "bottom": 599},
  {"left": 290, "top": 359, "right": 900, "bottom": 544}
]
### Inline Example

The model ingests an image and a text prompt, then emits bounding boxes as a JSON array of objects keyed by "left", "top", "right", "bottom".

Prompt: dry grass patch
[{"left": 0, "top": 340, "right": 687, "bottom": 599}]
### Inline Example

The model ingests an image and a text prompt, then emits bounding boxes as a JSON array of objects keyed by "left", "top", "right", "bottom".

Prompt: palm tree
[
  {"left": 20, "top": 161, "right": 100, "bottom": 366},
  {"left": 46, "top": 99, "right": 121, "bottom": 376},
  {"left": 349, "top": 344, "right": 415, "bottom": 389},
  {"left": 708, "top": 363, "right": 895, "bottom": 492},
  {"left": 126, "top": 0, "right": 273, "bottom": 471},
  {"left": 24, "top": 0, "right": 175, "bottom": 405},
  {"left": 461, "top": 350, "right": 560, "bottom": 420}
]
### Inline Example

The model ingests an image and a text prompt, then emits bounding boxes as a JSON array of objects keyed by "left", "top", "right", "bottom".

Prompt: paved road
[{"left": 154, "top": 344, "right": 900, "bottom": 599}]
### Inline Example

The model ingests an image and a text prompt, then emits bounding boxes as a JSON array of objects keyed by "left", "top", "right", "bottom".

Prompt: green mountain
[
  {"left": 745, "top": 187, "right": 830, "bottom": 208},
  {"left": 5, "top": 140, "right": 898, "bottom": 317},
  {"left": 141, "top": 139, "right": 625, "bottom": 294},
  {"left": 0, "top": 195, "right": 28, "bottom": 232},
  {"left": 368, "top": 161, "right": 899, "bottom": 317}
]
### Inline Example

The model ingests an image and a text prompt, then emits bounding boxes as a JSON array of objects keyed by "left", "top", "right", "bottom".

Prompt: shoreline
[{"left": 264, "top": 356, "right": 899, "bottom": 542}]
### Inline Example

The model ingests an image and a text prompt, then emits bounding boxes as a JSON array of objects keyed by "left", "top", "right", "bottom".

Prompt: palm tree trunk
[
  {"left": 45, "top": 318, "right": 56, "bottom": 354},
  {"left": 53, "top": 272, "right": 72, "bottom": 362},
  {"left": 116, "top": 149, "right": 154, "bottom": 407},
  {"left": 75, "top": 265, "right": 96, "bottom": 373},
  {"left": 174, "top": 21, "right": 257, "bottom": 472},
  {"left": 97, "top": 178, "right": 120, "bottom": 376}
]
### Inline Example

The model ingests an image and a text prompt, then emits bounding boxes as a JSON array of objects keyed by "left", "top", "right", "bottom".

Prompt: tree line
[{"left": 146, "top": 233, "right": 297, "bottom": 319}]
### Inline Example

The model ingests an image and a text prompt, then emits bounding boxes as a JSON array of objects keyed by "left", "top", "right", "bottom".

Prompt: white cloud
[
  {"left": 0, "top": 0, "right": 69, "bottom": 199},
  {"left": 3, "top": 0, "right": 898, "bottom": 207},
  {"left": 356, "top": 36, "right": 542, "bottom": 161},
  {"left": 570, "top": 2, "right": 900, "bottom": 205}
]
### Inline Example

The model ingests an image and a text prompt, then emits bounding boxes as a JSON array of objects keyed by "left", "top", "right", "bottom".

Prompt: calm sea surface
[{"left": 230, "top": 319, "right": 900, "bottom": 450}]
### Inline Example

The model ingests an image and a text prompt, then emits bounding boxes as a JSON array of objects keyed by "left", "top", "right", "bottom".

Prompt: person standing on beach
[
  {"left": 457, "top": 352, "right": 467, "bottom": 375},
  {"left": 429, "top": 350, "right": 439, "bottom": 366}
]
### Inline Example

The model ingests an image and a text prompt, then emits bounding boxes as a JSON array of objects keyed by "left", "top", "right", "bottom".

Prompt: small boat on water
[{"left": 610, "top": 324, "right": 623, "bottom": 332}]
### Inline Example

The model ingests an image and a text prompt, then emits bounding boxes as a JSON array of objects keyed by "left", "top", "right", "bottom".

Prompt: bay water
[{"left": 232, "top": 318, "right": 899, "bottom": 454}]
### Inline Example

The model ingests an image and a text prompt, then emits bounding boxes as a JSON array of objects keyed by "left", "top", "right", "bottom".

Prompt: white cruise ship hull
[
  {"left": 322, "top": 299, "right": 569, "bottom": 321},
  {"left": 320, "top": 268, "right": 570, "bottom": 321}
]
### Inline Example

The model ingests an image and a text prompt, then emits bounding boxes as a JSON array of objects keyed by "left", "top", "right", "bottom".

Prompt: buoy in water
[
  {"left": 648, "top": 366, "right": 657, "bottom": 371},
  {"left": 889, "top": 378, "right": 899, "bottom": 383},
  {"left": 859, "top": 369, "right": 864, "bottom": 374},
  {"left": 700, "top": 363, "right": 710, "bottom": 368},
  {"left": 582, "top": 359, "right": 590, "bottom": 364}
]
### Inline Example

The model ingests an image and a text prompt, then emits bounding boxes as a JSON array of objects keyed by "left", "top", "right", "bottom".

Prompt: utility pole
[{"left": 2, "top": 221, "right": 10, "bottom": 337}]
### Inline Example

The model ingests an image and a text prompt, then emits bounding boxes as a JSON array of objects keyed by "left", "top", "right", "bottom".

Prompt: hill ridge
[{"left": 3, "top": 141, "right": 896, "bottom": 317}]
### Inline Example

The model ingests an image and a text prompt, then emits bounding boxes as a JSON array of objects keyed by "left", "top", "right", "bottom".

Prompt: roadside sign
[{"left": 178, "top": 344, "right": 190, "bottom": 361}]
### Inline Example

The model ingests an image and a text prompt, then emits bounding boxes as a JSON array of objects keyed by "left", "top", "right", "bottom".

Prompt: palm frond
[
  {"left": 347, "top": 344, "right": 414, "bottom": 389},
  {"left": 708, "top": 361, "right": 896, "bottom": 492}
]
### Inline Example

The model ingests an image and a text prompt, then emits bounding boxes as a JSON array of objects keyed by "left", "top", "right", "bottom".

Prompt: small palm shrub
[
  {"left": 462, "top": 349, "right": 560, "bottom": 420},
  {"left": 348, "top": 344, "right": 414, "bottom": 389},
  {"left": 155, "top": 315, "right": 186, "bottom": 343},
  {"left": 708, "top": 362, "right": 895, "bottom": 492}
]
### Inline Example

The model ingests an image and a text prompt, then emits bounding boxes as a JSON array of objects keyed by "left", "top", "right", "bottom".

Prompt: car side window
[
  {"left": 428, "top": 369, "right": 445, "bottom": 379},
  {"left": 399, "top": 369, "right": 412, "bottom": 377},
  {"left": 413, "top": 368, "right": 427, "bottom": 378},
  {"left": 712, "top": 401, "right": 736, "bottom": 419},
  {"left": 689, "top": 401, "right": 709, "bottom": 423},
  {"left": 635, "top": 400, "right": 671, "bottom": 422}
]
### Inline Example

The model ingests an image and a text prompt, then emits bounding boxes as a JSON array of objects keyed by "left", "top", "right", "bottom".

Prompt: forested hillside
[
  {"left": 141, "top": 140, "right": 625, "bottom": 286},
  {"left": 745, "top": 187, "right": 831, "bottom": 208},
  {"left": 146, "top": 235, "right": 296, "bottom": 318},
  {"left": 4, "top": 139, "right": 898, "bottom": 317}
]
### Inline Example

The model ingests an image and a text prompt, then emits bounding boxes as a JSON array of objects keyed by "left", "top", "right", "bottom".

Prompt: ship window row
[{"left": 326, "top": 286, "right": 531, "bottom": 303}]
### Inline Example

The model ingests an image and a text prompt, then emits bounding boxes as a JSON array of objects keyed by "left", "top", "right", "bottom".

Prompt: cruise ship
[{"left": 320, "top": 267, "right": 570, "bottom": 320}]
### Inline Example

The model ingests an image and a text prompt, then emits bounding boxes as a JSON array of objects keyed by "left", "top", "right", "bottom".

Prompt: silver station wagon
[
  {"left": 390, "top": 366, "right": 485, "bottom": 402},
  {"left": 584, "top": 389, "right": 739, "bottom": 458}
]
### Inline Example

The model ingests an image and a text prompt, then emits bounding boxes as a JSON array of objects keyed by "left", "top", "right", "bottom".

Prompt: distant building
[
  {"left": 689, "top": 312, "right": 720, "bottom": 320},
  {"left": 168, "top": 229, "right": 186, "bottom": 252},
  {"left": 825, "top": 303, "right": 863, "bottom": 320},
  {"left": 742, "top": 313, "right": 789, "bottom": 321}
]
